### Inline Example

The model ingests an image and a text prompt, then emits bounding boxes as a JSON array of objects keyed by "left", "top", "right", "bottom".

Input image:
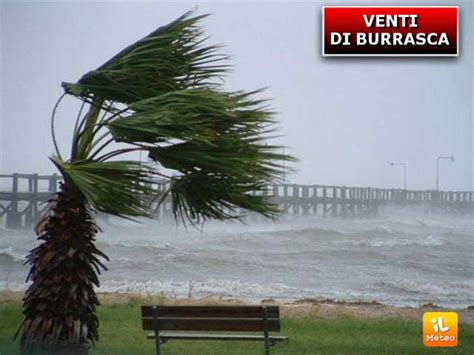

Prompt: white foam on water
[
  {"left": 369, "top": 280, "right": 474, "bottom": 298},
  {"left": 0, "top": 213, "right": 472, "bottom": 308},
  {"left": 331, "top": 235, "right": 445, "bottom": 248},
  {"left": 0, "top": 247, "right": 25, "bottom": 263},
  {"left": 97, "top": 279, "right": 307, "bottom": 300}
]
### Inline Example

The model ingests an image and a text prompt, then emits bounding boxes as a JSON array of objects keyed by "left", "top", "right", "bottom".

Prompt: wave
[
  {"left": 97, "top": 240, "right": 177, "bottom": 250},
  {"left": 94, "top": 278, "right": 474, "bottom": 308},
  {"left": 250, "top": 224, "right": 423, "bottom": 241},
  {"left": 368, "top": 280, "right": 474, "bottom": 300},
  {"left": 1, "top": 277, "right": 472, "bottom": 309},
  {"left": 97, "top": 279, "right": 312, "bottom": 300},
  {"left": 331, "top": 235, "right": 445, "bottom": 248},
  {"left": 0, "top": 248, "right": 25, "bottom": 263}
]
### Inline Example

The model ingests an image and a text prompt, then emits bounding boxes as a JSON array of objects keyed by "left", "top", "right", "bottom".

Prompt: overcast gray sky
[{"left": 1, "top": 0, "right": 472, "bottom": 191}]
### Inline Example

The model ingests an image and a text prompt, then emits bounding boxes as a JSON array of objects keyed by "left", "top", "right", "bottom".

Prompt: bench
[{"left": 141, "top": 305, "right": 288, "bottom": 354}]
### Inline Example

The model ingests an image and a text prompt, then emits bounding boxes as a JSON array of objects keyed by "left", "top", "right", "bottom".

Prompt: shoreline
[{"left": 2, "top": 290, "right": 473, "bottom": 324}]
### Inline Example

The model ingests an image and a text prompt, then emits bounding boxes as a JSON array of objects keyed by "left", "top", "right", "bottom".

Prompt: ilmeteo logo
[{"left": 423, "top": 312, "right": 458, "bottom": 347}]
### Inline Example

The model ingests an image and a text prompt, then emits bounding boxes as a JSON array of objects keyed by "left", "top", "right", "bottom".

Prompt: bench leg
[
  {"left": 152, "top": 306, "right": 161, "bottom": 355},
  {"left": 263, "top": 306, "right": 270, "bottom": 355}
]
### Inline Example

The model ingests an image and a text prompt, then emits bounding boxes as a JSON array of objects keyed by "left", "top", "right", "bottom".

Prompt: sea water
[{"left": 1, "top": 211, "right": 472, "bottom": 308}]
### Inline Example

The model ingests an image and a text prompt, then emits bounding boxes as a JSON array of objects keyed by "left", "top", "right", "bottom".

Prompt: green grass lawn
[{"left": 1, "top": 302, "right": 473, "bottom": 354}]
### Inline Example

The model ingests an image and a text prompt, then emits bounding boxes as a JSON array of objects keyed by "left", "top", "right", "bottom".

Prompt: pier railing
[{"left": 1, "top": 173, "right": 473, "bottom": 228}]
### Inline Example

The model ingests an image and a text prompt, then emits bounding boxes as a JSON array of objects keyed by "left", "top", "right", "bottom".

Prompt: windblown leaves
[
  {"left": 109, "top": 89, "right": 234, "bottom": 145},
  {"left": 107, "top": 88, "right": 294, "bottom": 221},
  {"left": 58, "top": 10, "right": 295, "bottom": 223},
  {"left": 170, "top": 172, "right": 277, "bottom": 223},
  {"left": 62, "top": 12, "right": 228, "bottom": 106},
  {"left": 54, "top": 158, "right": 158, "bottom": 218}
]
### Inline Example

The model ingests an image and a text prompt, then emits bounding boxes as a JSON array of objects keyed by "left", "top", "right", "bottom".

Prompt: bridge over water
[{"left": 1, "top": 173, "right": 473, "bottom": 228}]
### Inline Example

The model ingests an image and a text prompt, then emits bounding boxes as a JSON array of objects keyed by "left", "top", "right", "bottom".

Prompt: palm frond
[
  {"left": 105, "top": 87, "right": 295, "bottom": 222},
  {"left": 162, "top": 139, "right": 294, "bottom": 223},
  {"left": 108, "top": 88, "right": 276, "bottom": 139},
  {"left": 51, "top": 157, "right": 158, "bottom": 218},
  {"left": 53, "top": 11, "right": 296, "bottom": 223},
  {"left": 62, "top": 12, "right": 228, "bottom": 106},
  {"left": 169, "top": 172, "right": 279, "bottom": 223}
]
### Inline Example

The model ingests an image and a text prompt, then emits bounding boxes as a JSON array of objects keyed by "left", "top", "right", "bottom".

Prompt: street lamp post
[
  {"left": 390, "top": 162, "right": 406, "bottom": 190},
  {"left": 436, "top": 156, "right": 455, "bottom": 190}
]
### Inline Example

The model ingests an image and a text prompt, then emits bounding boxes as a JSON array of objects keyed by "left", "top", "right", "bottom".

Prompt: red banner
[{"left": 322, "top": 6, "right": 458, "bottom": 56}]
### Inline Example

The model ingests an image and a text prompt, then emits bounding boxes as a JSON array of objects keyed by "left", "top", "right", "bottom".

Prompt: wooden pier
[{"left": 1, "top": 173, "right": 473, "bottom": 228}]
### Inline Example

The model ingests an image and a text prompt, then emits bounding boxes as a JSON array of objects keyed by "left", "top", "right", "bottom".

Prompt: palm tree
[{"left": 16, "top": 11, "right": 294, "bottom": 354}]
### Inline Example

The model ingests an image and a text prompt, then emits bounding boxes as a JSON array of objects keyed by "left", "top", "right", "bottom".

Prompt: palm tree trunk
[{"left": 17, "top": 181, "right": 108, "bottom": 354}]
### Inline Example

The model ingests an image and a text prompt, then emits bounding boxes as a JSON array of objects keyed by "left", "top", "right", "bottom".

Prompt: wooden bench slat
[
  {"left": 147, "top": 332, "right": 288, "bottom": 342},
  {"left": 142, "top": 318, "right": 281, "bottom": 332},
  {"left": 141, "top": 305, "right": 279, "bottom": 318}
]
